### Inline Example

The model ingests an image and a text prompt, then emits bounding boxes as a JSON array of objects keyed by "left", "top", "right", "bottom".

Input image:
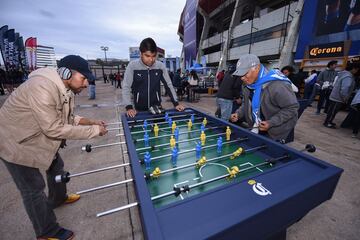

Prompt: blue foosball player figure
[
  {"left": 143, "top": 120, "right": 148, "bottom": 130},
  {"left": 196, "top": 141, "right": 202, "bottom": 159},
  {"left": 165, "top": 112, "right": 169, "bottom": 122},
  {"left": 168, "top": 117, "right": 172, "bottom": 127},
  {"left": 217, "top": 136, "right": 223, "bottom": 153},
  {"left": 144, "top": 151, "right": 151, "bottom": 170},
  {"left": 200, "top": 123, "right": 205, "bottom": 132},
  {"left": 191, "top": 114, "right": 195, "bottom": 123},
  {"left": 174, "top": 127, "right": 179, "bottom": 141},
  {"left": 171, "top": 147, "right": 178, "bottom": 167},
  {"left": 144, "top": 132, "right": 149, "bottom": 147}
]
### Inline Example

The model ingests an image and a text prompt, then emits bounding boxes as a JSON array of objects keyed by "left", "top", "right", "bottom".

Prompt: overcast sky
[{"left": 1, "top": 0, "right": 186, "bottom": 60}]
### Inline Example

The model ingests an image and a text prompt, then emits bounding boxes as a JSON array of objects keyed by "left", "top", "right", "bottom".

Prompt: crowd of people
[{"left": 214, "top": 58, "right": 360, "bottom": 140}]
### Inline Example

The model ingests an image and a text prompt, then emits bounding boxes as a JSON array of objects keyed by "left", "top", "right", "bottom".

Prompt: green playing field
[{"left": 130, "top": 117, "right": 272, "bottom": 208}]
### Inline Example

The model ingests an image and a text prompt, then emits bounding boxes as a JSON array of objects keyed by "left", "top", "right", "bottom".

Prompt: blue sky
[{"left": 0, "top": 0, "right": 186, "bottom": 60}]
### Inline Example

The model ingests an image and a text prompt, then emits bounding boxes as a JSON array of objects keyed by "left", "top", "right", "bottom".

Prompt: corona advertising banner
[
  {"left": 296, "top": 0, "right": 360, "bottom": 60},
  {"left": 308, "top": 41, "right": 344, "bottom": 58}
]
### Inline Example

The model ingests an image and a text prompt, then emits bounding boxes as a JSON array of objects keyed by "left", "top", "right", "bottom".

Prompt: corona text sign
[{"left": 309, "top": 42, "right": 344, "bottom": 59}]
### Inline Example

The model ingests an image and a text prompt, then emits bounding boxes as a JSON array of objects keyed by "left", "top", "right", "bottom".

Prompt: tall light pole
[{"left": 100, "top": 46, "right": 109, "bottom": 63}]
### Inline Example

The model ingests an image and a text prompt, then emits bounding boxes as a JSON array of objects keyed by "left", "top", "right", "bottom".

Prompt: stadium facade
[{"left": 177, "top": 0, "right": 360, "bottom": 71}]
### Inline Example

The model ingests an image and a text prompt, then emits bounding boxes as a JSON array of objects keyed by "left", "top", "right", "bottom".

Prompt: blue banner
[{"left": 184, "top": 0, "right": 198, "bottom": 69}]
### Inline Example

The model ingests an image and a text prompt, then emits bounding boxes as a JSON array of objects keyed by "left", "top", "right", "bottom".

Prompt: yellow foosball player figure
[
  {"left": 202, "top": 117, "right": 207, "bottom": 127},
  {"left": 230, "top": 147, "right": 244, "bottom": 160},
  {"left": 200, "top": 131, "right": 206, "bottom": 146},
  {"left": 196, "top": 156, "right": 207, "bottom": 168},
  {"left": 172, "top": 121, "right": 177, "bottom": 134},
  {"left": 170, "top": 135, "right": 176, "bottom": 149},
  {"left": 187, "top": 119, "right": 193, "bottom": 131},
  {"left": 227, "top": 166, "right": 240, "bottom": 179},
  {"left": 153, "top": 123, "right": 159, "bottom": 137},
  {"left": 152, "top": 167, "right": 161, "bottom": 178},
  {"left": 226, "top": 126, "right": 231, "bottom": 141}
]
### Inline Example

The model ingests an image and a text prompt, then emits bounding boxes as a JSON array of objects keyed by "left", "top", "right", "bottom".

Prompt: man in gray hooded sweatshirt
[{"left": 323, "top": 63, "right": 359, "bottom": 128}]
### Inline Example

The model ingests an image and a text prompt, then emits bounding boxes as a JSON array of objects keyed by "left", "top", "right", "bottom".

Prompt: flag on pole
[
  {"left": 6, "top": 29, "right": 16, "bottom": 68},
  {"left": 0, "top": 25, "right": 8, "bottom": 69},
  {"left": 25, "top": 37, "right": 37, "bottom": 71},
  {"left": 17, "top": 36, "right": 26, "bottom": 71}
]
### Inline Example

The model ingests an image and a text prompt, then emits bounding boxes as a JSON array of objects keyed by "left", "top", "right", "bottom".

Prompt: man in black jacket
[
  {"left": 216, "top": 66, "right": 242, "bottom": 121},
  {"left": 122, "top": 38, "right": 184, "bottom": 117}
]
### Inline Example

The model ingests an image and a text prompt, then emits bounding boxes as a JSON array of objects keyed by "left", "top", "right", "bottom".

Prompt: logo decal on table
[{"left": 248, "top": 180, "right": 272, "bottom": 196}]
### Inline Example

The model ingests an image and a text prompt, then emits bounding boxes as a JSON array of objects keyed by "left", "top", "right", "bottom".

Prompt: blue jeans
[
  {"left": 1, "top": 153, "right": 67, "bottom": 237},
  {"left": 216, "top": 98, "right": 233, "bottom": 121},
  {"left": 88, "top": 84, "right": 96, "bottom": 99}
]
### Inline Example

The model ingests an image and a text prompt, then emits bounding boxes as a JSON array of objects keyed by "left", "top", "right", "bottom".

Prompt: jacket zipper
[{"left": 147, "top": 68, "right": 150, "bottom": 109}]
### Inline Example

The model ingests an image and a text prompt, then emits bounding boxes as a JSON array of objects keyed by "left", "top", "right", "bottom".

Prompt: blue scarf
[{"left": 247, "top": 65, "right": 292, "bottom": 124}]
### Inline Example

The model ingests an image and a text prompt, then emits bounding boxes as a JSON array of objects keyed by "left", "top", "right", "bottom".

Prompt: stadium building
[{"left": 178, "top": 0, "right": 360, "bottom": 71}]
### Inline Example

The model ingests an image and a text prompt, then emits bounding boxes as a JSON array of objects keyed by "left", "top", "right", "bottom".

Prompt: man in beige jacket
[{"left": 0, "top": 55, "right": 108, "bottom": 240}]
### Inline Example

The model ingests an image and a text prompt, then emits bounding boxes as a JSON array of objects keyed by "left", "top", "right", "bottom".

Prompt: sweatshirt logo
[{"left": 137, "top": 73, "right": 142, "bottom": 77}]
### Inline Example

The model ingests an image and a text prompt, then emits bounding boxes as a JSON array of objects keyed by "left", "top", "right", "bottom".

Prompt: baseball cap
[
  {"left": 58, "top": 55, "right": 95, "bottom": 82},
  {"left": 233, "top": 54, "right": 260, "bottom": 76}
]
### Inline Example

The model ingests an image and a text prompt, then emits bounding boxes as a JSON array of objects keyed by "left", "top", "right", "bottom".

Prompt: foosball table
[{"left": 63, "top": 108, "right": 343, "bottom": 240}]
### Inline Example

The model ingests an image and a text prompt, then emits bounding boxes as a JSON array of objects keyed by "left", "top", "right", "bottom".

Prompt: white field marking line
[
  {"left": 193, "top": 177, "right": 200, "bottom": 181},
  {"left": 240, "top": 162, "right": 263, "bottom": 172},
  {"left": 239, "top": 162, "right": 251, "bottom": 167},
  {"left": 198, "top": 162, "right": 229, "bottom": 178},
  {"left": 174, "top": 180, "right": 189, "bottom": 200}
]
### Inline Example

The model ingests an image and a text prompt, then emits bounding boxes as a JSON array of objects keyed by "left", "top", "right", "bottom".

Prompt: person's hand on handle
[
  {"left": 99, "top": 125, "right": 108, "bottom": 136},
  {"left": 127, "top": 109, "right": 137, "bottom": 118},
  {"left": 230, "top": 113, "right": 238, "bottom": 122},
  {"left": 175, "top": 104, "right": 185, "bottom": 112}
]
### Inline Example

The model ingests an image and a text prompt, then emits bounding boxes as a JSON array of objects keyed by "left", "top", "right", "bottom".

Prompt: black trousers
[
  {"left": 0, "top": 81, "right": 4, "bottom": 95},
  {"left": 324, "top": 100, "right": 343, "bottom": 125},
  {"left": 1, "top": 153, "right": 67, "bottom": 237},
  {"left": 317, "top": 88, "right": 332, "bottom": 113},
  {"left": 353, "top": 105, "right": 360, "bottom": 134}
]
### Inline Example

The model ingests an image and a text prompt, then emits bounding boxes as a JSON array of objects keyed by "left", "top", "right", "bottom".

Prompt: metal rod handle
[
  {"left": 106, "top": 121, "right": 123, "bottom": 126},
  {"left": 107, "top": 127, "right": 124, "bottom": 131},
  {"left": 130, "top": 116, "right": 202, "bottom": 129},
  {"left": 71, "top": 163, "right": 130, "bottom": 178},
  {"left": 97, "top": 202, "right": 139, "bottom": 217},
  {"left": 81, "top": 141, "right": 126, "bottom": 152},
  {"left": 55, "top": 163, "right": 130, "bottom": 183},
  {"left": 133, "top": 126, "right": 222, "bottom": 142},
  {"left": 136, "top": 132, "right": 225, "bottom": 152},
  {"left": 76, "top": 179, "right": 133, "bottom": 195},
  {"left": 127, "top": 110, "right": 195, "bottom": 123}
]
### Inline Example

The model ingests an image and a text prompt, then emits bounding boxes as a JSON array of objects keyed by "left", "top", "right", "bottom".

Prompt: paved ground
[{"left": 0, "top": 80, "right": 359, "bottom": 240}]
